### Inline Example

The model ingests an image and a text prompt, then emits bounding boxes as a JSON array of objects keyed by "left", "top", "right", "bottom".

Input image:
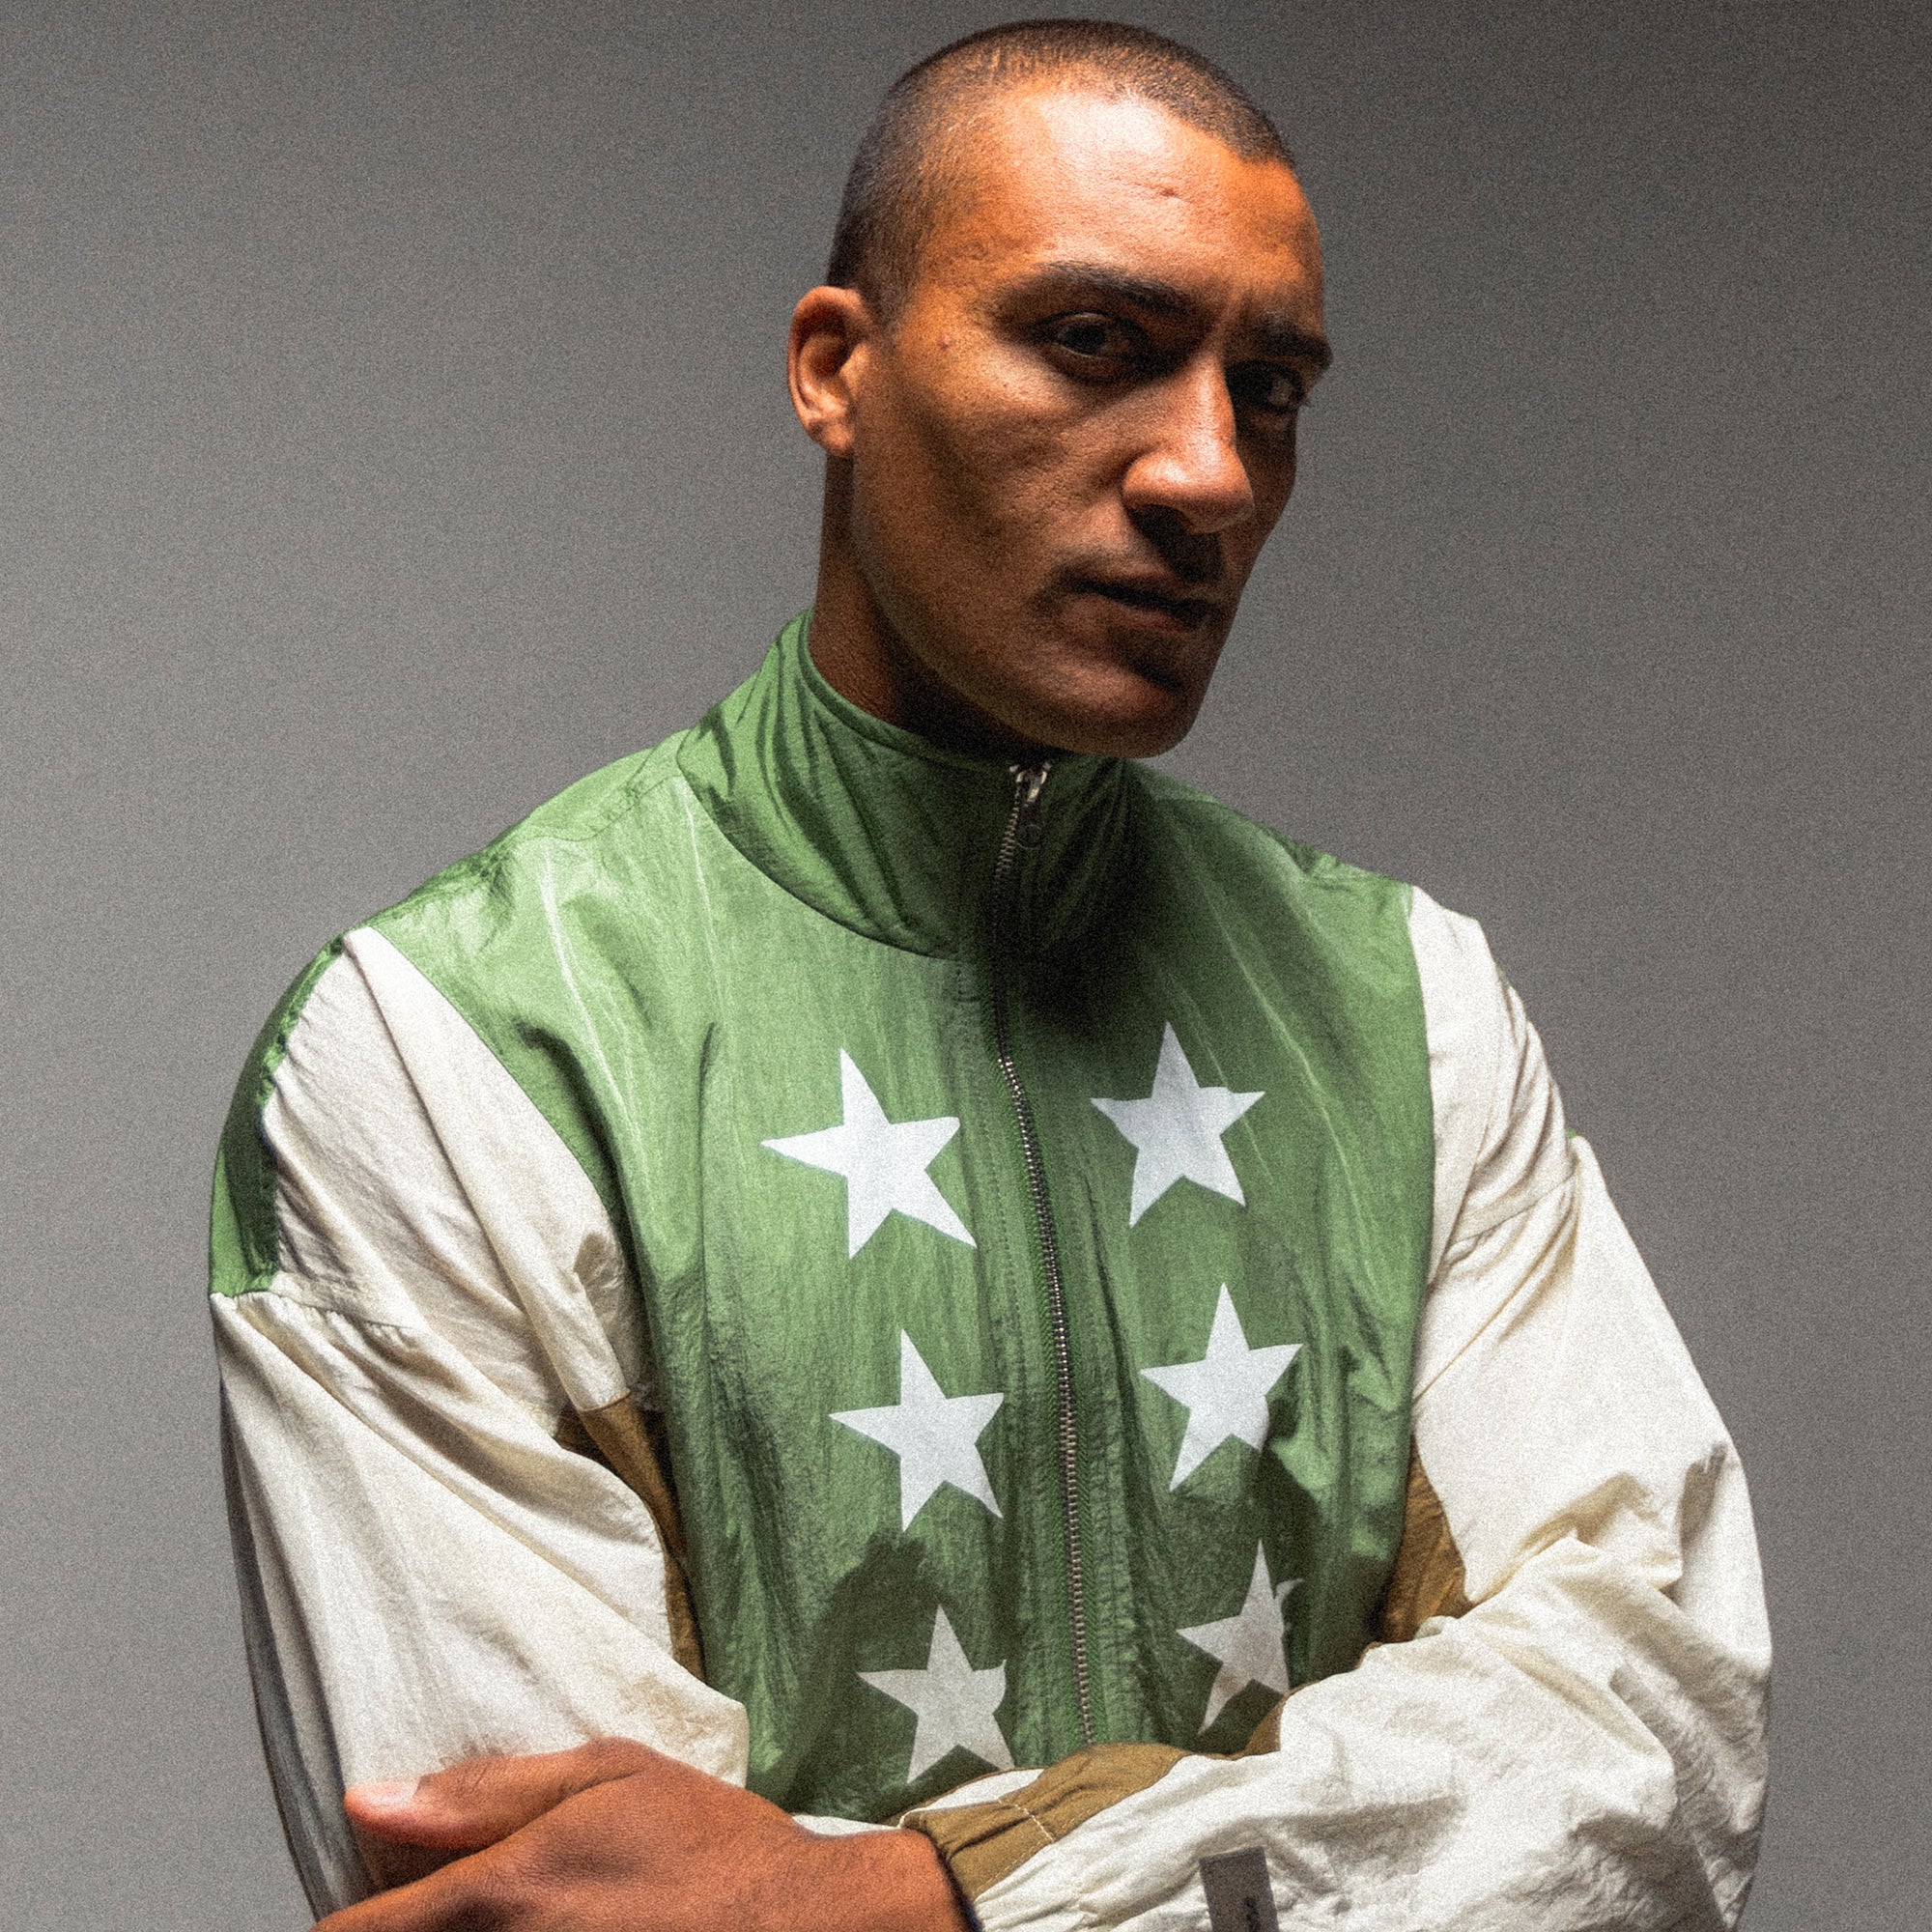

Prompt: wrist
[{"left": 817, "top": 1825, "right": 972, "bottom": 1932}]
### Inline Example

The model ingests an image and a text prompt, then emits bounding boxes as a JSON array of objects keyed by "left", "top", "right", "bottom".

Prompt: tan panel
[
  {"left": 1239, "top": 1695, "right": 1287, "bottom": 1755},
  {"left": 902, "top": 1742, "right": 1187, "bottom": 1900},
  {"left": 556, "top": 1398, "right": 706, "bottom": 1679},
  {"left": 1377, "top": 1445, "right": 1474, "bottom": 1644}
]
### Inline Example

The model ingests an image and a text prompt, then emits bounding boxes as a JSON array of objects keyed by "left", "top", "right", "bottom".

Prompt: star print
[
  {"left": 764, "top": 1051, "right": 974, "bottom": 1257},
  {"left": 1141, "top": 1285, "right": 1300, "bottom": 1490},
  {"left": 1178, "top": 1544, "right": 1298, "bottom": 1732},
  {"left": 860, "top": 1605, "right": 1014, "bottom": 1781},
  {"left": 833, "top": 1332, "right": 1005, "bottom": 1528},
  {"left": 1093, "top": 1024, "right": 1263, "bottom": 1226}
]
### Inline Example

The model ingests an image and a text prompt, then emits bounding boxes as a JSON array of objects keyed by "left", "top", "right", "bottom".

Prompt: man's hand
[{"left": 319, "top": 1739, "right": 970, "bottom": 1932}]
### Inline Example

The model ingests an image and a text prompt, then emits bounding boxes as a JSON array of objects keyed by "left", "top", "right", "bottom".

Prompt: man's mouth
[{"left": 1073, "top": 577, "right": 1222, "bottom": 631}]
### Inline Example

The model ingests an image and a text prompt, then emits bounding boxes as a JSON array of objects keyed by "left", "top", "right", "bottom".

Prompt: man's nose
[{"left": 1121, "top": 363, "right": 1257, "bottom": 538}]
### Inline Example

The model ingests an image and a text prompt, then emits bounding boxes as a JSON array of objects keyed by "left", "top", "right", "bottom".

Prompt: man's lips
[{"left": 1070, "top": 576, "right": 1224, "bottom": 629}]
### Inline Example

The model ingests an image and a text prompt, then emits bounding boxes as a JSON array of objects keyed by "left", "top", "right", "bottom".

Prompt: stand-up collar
[{"left": 677, "top": 612, "right": 1133, "bottom": 959}]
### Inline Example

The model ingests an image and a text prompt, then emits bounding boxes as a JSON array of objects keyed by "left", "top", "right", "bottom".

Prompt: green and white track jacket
[{"left": 212, "top": 615, "right": 1769, "bottom": 1927}]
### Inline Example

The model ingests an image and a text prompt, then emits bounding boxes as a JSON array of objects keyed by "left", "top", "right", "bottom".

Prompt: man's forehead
[{"left": 922, "top": 83, "right": 1320, "bottom": 313}]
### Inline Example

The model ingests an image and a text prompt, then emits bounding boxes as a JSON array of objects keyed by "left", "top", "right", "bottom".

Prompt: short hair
[{"left": 826, "top": 19, "right": 1293, "bottom": 320}]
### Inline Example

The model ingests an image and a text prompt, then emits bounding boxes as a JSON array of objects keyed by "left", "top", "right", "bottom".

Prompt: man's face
[{"left": 834, "top": 85, "right": 1328, "bottom": 758}]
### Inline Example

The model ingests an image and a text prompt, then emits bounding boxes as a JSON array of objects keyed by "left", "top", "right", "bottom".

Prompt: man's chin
[
  {"left": 1019, "top": 667, "right": 1209, "bottom": 760},
  {"left": 1048, "top": 629, "right": 1224, "bottom": 757},
  {"left": 887, "top": 607, "right": 1220, "bottom": 758},
  {"left": 1052, "top": 712, "right": 1200, "bottom": 760}
]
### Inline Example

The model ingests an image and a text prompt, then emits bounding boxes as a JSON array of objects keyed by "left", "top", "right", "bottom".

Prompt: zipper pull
[{"left": 1011, "top": 761, "right": 1050, "bottom": 847}]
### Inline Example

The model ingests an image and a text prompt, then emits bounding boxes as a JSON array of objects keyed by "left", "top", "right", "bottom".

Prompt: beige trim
[
  {"left": 1377, "top": 1445, "right": 1474, "bottom": 1644},
  {"left": 556, "top": 1398, "right": 705, "bottom": 1678},
  {"left": 902, "top": 1743, "right": 1187, "bottom": 1900}
]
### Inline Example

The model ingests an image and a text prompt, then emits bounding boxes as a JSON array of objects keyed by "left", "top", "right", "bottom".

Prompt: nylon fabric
[
  {"left": 1376, "top": 1449, "right": 1474, "bottom": 1644},
  {"left": 221, "top": 612, "right": 1435, "bottom": 1826},
  {"left": 212, "top": 938, "right": 344, "bottom": 1298}
]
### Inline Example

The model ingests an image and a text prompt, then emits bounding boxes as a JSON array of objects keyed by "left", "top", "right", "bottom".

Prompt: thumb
[{"left": 346, "top": 1737, "right": 658, "bottom": 1850}]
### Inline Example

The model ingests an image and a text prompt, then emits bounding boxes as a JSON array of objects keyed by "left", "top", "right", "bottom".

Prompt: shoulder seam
[
  {"left": 345, "top": 926, "right": 643, "bottom": 1290},
  {"left": 211, "top": 1270, "right": 431, "bottom": 1341},
  {"left": 211, "top": 937, "right": 349, "bottom": 1298}
]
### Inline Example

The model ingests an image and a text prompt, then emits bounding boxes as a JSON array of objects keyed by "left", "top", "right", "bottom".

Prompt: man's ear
[{"left": 787, "top": 285, "right": 875, "bottom": 460}]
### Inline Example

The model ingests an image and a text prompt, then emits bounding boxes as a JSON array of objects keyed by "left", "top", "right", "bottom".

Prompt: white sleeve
[
  {"left": 212, "top": 927, "right": 749, "bottom": 1917},
  {"left": 917, "top": 890, "right": 1770, "bottom": 1931}
]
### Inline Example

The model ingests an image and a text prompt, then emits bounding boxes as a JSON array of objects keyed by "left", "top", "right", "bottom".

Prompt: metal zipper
[{"left": 987, "top": 759, "right": 1095, "bottom": 1747}]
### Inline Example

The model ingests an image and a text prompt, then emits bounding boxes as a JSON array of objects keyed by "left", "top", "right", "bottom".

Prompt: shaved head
[
  {"left": 826, "top": 18, "right": 1293, "bottom": 321},
  {"left": 791, "top": 60, "right": 1324, "bottom": 756}
]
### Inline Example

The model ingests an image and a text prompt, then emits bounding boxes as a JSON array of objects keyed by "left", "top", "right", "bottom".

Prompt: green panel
[{"left": 228, "top": 611, "right": 1436, "bottom": 1821}]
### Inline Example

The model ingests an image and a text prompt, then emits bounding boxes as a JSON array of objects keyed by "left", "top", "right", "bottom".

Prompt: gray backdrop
[{"left": 5, "top": 2, "right": 1925, "bottom": 1925}]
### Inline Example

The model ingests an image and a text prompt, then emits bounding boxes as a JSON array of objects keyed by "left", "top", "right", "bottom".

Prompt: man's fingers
[
  {"left": 345, "top": 1737, "right": 657, "bottom": 1850},
  {"left": 313, "top": 1857, "right": 466, "bottom": 1931},
  {"left": 313, "top": 1837, "right": 544, "bottom": 1932}
]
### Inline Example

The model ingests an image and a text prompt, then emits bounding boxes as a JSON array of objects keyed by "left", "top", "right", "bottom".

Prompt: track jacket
[{"left": 212, "top": 613, "right": 1770, "bottom": 1927}]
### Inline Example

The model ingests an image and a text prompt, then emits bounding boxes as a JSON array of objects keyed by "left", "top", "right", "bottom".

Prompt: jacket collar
[{"left": 677, "top": 612, "right": 1132, "bottom": 959}]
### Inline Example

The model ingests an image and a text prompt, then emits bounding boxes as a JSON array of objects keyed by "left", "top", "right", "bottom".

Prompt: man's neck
[{"left": 806, "top": 493, "right": 1049, "bottom": 765}]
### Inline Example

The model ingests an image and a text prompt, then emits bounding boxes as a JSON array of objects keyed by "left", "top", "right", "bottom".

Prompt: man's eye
[
  {"left": 1232, "top": 365, "right": 1307, "bottom": 415},
  {"left": 1044, "top": 315, "right": 1136, "bottom": 363}
]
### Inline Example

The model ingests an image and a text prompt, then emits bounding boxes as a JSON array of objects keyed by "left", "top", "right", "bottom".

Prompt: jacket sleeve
[
  {"left": 902, "top": 890, "right": 1771, "bottom": 1931},
  {"left": 211, "top": 926, "right": 751, "bottom": 1918}
]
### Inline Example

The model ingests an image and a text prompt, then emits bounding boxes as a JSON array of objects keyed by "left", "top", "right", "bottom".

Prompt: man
[{"left": 212, "top": 21, "right": 1770, "bottom": 1931}]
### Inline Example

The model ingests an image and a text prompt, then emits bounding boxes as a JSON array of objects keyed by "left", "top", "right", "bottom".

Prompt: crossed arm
[
  {"left": 314, "top": 1741, "right": 963, "bottom": 1931},
  {"left": 213, "top": 900, "right": 1768, "bottom": 1929}
]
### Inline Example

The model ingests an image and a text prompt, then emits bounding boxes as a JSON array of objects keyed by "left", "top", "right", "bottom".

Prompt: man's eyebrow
[
  {"left": 1019, "top": 261, "right": 1334, "bottom": 371},
  {"left": 1253, "top": 314, "right": 1334, "bottom": 372}
]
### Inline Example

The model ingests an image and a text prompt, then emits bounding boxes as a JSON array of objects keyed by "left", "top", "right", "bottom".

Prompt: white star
[
  {"left": 1141, "top": 1285, "right": 1300, "bottom": 1490},
  {"left": 764, "top": 1051, "right": 975, "bottom": 1257},
  {"left": 860, "top": 1605, "right": 1014, "bottom": 1782},
  {"left": 1178, "top": 1544, "right": 1298, "bottom": 1732},
  {"left": 833, "top": 1332, "right": 1005, "bottom": 1529},
  {"left": 1093, "top": 1025, "right": 1263, "bottom": 1226}
]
